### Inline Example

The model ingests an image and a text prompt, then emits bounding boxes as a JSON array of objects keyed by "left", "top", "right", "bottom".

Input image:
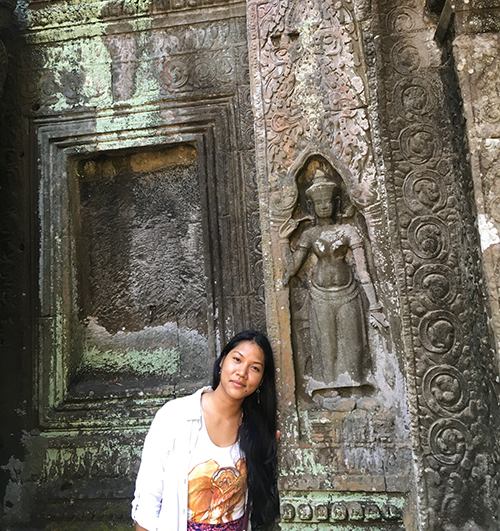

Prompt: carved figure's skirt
[
  {"left": 188, "top": 515, "right": 245, "bottom": 531},
  {"left": 309, "top": 278, "right": 369, "bottom": 388}
]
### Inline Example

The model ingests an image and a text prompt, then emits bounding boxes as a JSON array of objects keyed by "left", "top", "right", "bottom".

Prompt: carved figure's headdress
[{"left": 305, "top": 169, "right": 337, "bottom": 200}]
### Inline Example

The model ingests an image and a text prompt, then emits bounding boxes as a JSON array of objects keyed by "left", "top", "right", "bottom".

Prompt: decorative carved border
[
  {"left": 280, "top": 491, "right": 404, "bottom": 526},
  {"left": 373, "top": 1, "right": 500, "bottom": 528},
  {"left": 17, "top": 0, "right": 244, "bottom": 35}
]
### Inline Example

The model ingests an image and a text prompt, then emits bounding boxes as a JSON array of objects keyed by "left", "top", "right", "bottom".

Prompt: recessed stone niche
[{"left": 67, "top": 144, "right": 212, "bottom": 398}]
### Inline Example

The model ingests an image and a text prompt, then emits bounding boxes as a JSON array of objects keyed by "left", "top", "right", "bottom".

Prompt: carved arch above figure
[{"left": 273, "top": 145, "right": 375, "bottom": 220}]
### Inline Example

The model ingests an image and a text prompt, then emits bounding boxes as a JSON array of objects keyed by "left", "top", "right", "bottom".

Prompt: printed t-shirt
[{"left": 187, "top": 413, "right": 247, "bottom": 529}]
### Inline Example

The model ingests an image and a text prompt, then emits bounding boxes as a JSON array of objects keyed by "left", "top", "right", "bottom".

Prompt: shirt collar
[{"left": 184, "top": 386, "right": 212, "bottom": 421}]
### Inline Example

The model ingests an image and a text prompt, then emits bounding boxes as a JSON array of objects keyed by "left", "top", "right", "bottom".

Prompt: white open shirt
[{"left": 132, "top": 387, "right": 210, "bottom": 531}]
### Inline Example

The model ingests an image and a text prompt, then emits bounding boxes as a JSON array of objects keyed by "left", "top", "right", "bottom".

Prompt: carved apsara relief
[
  {"left": 246, "top": 0, "right": 416, "bottom": 500},
  {"left": 280, "top": 160, "right": 387, "bottom": 408},
  {"left": 247, "top": 0, "right": 414, "bottom": 469}
]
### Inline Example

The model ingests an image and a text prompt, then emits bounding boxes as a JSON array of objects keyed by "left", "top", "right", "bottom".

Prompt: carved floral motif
[{"left": 253, "top": 0, "right": 375, "bottom": 213}]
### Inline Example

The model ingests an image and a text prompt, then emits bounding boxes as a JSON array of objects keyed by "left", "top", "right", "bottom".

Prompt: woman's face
[
  {"left": 311, "top": 188, "right": 334, "bottom": 219},
  {"left": 219, "top": 340, "right": 265, "bottom": 402}
]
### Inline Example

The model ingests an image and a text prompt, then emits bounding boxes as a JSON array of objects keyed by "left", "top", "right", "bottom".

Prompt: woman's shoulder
[{"left": 153, "top": 386, "right": 208, "bottom": 423}]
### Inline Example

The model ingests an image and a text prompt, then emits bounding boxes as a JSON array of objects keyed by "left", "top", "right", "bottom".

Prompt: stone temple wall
[{"left": 1, "top": 0, "right": 500, "bottom": 530}]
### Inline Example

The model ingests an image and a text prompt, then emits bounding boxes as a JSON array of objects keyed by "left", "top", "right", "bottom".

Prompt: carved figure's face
[
  {"left": 310, "top": 188, "right": 334, "bottom": 219},
  {"left": 219, "top": 340, "right": 265, "bottom": 402}
]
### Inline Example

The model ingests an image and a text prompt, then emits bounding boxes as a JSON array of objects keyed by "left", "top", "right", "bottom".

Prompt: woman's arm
[
  {"left": 284, "top": 246, "right": 309, "bottom": 285},
  {"left": 135, "top": 524, "right": 149, "bottom": 531},
  {"left": 132, "top": 408, "right": 170, "bottom": 531}
]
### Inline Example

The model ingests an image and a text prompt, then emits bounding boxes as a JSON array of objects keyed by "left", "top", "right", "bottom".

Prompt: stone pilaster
[{"left": 448, "top": 1, "right": 500, "bottom": 362}]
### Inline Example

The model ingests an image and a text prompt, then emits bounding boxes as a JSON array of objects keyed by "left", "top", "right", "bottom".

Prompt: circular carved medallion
[
  {"left": 394, "top": 77, "right": 436, "bottom": 120},
  {"left": 297, "top": 504, "right": 313, "bottom": 520},
  {"left": 387, "top": 7, "right": 418, "bottom": 34},
  {"left": 408, "top": 216, "right": 449, "bottom": 259},
  {"left": 191, "top": 59, "right": 215, "bottom": 87},
  {"left": 400, "top": 124, "right": 442, "bottom": 164},
  {"left": 215, "top": 54, "right": 234, "bottom": 83},
  {"left": 429, "top": 418, "right": 470, "bottom": 465},
  {"left": 281, "top": 503, "right": 295, "bottom": 521},
  {"left": 419, "top": 310, "right": 460, "bottom": 356},
  {"left": 391, "top": 42, "right": 421, "bottom": 75},
  {"left": 423, "top": 365, "right": 469, "bottom": 416},
  {"left": 403, "top": 170, "right": 445, "bottom": 213},
  {"left": 168, "top": 60, "right": 189, "bottom": 89},
  {"left": 413, "top": 264, "right": 457, "bottom": 307}
]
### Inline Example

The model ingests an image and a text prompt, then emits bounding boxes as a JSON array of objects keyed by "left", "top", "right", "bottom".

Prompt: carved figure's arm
[
  {"left": 351, "top": 237, "right": 388, "bottom": 330},
  {"left": 282, "top": 238, "right": 311, "bottom": 286},
  {"left": 351, "top": 246, "right": 378, "bottom": 308}
]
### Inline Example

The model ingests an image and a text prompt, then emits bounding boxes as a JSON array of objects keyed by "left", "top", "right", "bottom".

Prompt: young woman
[{"left": 132, "top": 330, "right": 279, "bottom": 531}]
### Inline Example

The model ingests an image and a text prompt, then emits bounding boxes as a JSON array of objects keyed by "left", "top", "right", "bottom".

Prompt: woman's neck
[
  {"left": 202, "top": 389, "right": 243, "bottom": 447},
  {"left": 204, "top": 387, "right": 243, "bottom": 420}
]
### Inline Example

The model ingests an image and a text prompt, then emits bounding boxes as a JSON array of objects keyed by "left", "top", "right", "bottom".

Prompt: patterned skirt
[{"left": 187, "top": 515, "right": 245, "bottom": 531}]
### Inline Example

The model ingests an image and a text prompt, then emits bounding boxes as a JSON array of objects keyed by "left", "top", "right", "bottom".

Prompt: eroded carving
[
  {"left": 394, "top": 77, "right": 436, "bottom": 121},
  {"left": 400, "top": 124, "right": 442, "bottom": 164},
  {"left": 423, "top": 365, "right": 469, "bottom": 416},
  {"left": 297, "top": 504, "right": 313, "bottom": 521},
  {"left": 254, "top": 0, "right": 376, "bottom": 209},
  {"left": 280, "top": 496, "right": 403, "bottom": 524},
  {"left": 429, "top": 418, "right": 471, "bottom": 466},
  {"left": 407, "top": 215, "right": 449, "bottom": 259},
  {"left": 282, "top": 162, "right": 386, "bottom": 400},
  {"left": 331, "top": 502, "right": 347, "bottom": 521},
  {"left": 413, "top": 264, "right": 457, "bottom": 308},
  {"left": 391, "top": 42, "right": 421, "bottom": 75},
  {"left": 375, "top": 4, "right": 500, "bottom": 529},
  {"left": 403, "top": 170, "right": 446, "bottom": 214},
  {"left": 419, "top": 310, "right": 459, "bottom": 358}
]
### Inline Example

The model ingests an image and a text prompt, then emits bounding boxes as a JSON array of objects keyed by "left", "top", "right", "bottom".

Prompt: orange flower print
[{"left": 188, "top": 459, "right": 247, "bottom": 524}]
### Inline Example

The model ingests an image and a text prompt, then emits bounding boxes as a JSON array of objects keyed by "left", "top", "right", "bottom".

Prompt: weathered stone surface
[
  {"left": 1, "top": 0, "right": 265, "bottom": 526},
  {"left": 452, "top": 31, "right": 500, "bottom": 361},
  {"left": 1, "top": 0, "right": 500, "bottom": 529},
  {"left": 369, "top": 1, "right": 500, "bottom": 529},
  {"left": 246, "top": 0, "right": 414, "bottom": 525}
]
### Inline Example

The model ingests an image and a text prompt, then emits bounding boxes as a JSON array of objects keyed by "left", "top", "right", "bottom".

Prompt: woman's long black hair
[{"left": 212, "top": 330, "right": 279, "bottom": 530}]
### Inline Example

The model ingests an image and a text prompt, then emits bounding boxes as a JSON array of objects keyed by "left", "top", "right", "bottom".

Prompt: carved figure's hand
[
  {"left": 279, "top": 218, "right": 299, "bottom": 239},
  {"left": 369, "top": 309, "right": 389, "bottom": 331},
  {"left": 279, "top": 215, "right": 314, "bottom": 239}
]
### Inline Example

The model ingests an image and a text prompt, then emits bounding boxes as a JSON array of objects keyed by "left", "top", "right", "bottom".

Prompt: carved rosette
[{"left": 375, "top": 1, "right": 500, "bottom": 529}]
